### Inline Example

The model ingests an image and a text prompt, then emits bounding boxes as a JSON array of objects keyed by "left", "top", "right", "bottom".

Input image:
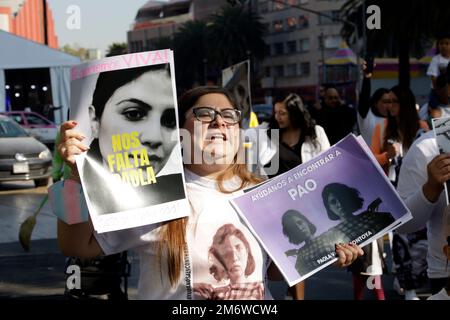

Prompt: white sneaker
[{"left": 405, "top": 290, "right": 420, "bottom": 300}]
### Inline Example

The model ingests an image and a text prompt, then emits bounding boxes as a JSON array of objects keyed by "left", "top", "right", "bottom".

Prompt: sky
[{"left": 47, "top": 0, "right": 150, "bottom": 55}]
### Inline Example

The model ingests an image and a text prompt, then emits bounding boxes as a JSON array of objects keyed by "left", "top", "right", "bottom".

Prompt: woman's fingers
[
  {"left": 335, "top": 244, "right": 347, "bottom": 266},
  {"left": 351, "top": 243, "right": 365, "bottom": 257},
  {"left": 58, "top": 120, "right": 89, "bottom": 172},
  {"left": 340, "top": 244, "right": 354, "bottom": 266},
  {"left": 60, "top": 120, "right": 86, "bottom": 143},
  {"left": 335, "top": 243, "right": 364, "bottom": 267},
  {"left": 58, "top": 139, "right": 88, "bottom": 162},
  {"left": 64, "top": 137, "right": 89, "bottom": 151}
]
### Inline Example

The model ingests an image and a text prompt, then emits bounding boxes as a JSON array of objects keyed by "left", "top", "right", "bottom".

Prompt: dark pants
[{"left": 429, "top": 277, "right": 450, "bottom": 294}]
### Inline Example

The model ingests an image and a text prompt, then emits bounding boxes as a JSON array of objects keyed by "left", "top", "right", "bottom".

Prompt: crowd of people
[
  {"left": 250, "top": 34, "right": 450, "bottom": 300},
  {"left": 50, "top": 33, "right": 450, "bottom": 301}
]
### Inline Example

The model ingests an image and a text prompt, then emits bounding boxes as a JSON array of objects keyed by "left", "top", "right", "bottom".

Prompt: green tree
[
  {"left": 341, "top": 0, "right": 450, "bottom": 87},
  {"left": 173, "top": 20, "right": 210, "bottom": 91},
  {"left": 209, "top": 4, "right": 268, "bottom": 69},
  {"left": 61, "top": 44, "right": 88, "bottom": 60},
  {"left": 170, "top": 3, "right": 267, "bottom": 91},
  {"left": 151, "top": 36, "right": 173, "bottom": 51},
  {"left": 106, "top": 42, "right": 128, "bottom": 57}
]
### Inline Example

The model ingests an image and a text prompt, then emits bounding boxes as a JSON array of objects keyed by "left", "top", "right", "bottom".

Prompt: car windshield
[{"left": 0, "top": 119, "right": 29, "bottom": 137}]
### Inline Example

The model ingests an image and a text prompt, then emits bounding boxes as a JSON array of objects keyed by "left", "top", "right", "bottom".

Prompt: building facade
[
  {"left": 128, "top": 0, "right": 228, "bottom": 53},
  {"left": 0, "top": 0, "right": 58, "bottom": 48},
  {"left": 253, "top": 0, "right": 347, "bottom": 102}
]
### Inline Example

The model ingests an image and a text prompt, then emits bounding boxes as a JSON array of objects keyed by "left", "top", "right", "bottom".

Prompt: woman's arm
[
  {"left": 370, "top": 122, "right": 390, "bottom": 166},
  {"left": 315, "top": 125, "right": 331, "bottom": 151},
  {"left": 55, "top": 121, "right": 101, "bottom": 258},
  {"left": 58, "top": 218, "right": 102, "bottom": 258},
  {"left": 358, "top": 77, "right": 372, "bottom": 119}
]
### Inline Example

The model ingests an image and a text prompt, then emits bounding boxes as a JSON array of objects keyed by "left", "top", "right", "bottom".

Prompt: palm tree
[
  {"left": 151, "top": 36, "right": 173, "bottom": 51},
  {"left": 106, "top": 42, "right": 128, "bottom": 57},
  {"left": 341, "top": 0, "right": 450, "bottom": 87},
  {"left": 209, "top": 4, "right": 268, "bottom": 69},
  {"left": 172, "top": 4, "right": 268, "bottom": 91},
  {"left": 172, "top": 20, "right": 211, "bottom": 91}
]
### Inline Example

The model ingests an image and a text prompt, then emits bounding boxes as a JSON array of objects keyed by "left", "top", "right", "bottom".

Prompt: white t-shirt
[
  {"left": 357, "top": 108, "right": 385, "bottom": 147},
  {"left": 427, "top": 54, "right": 450, "bottom": 78},
  {"left": 95, "top": 169, "right": 271, "bottom": 300}
]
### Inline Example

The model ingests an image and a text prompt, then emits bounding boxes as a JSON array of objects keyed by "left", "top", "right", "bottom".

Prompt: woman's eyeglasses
[{"left": 192, "top": 107, "right": 241, "bottom": 125}]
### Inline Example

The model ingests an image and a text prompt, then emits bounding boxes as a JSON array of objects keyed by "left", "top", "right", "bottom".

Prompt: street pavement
[{"left": 0, "top": 181, "right": 425, "bottom": 300}]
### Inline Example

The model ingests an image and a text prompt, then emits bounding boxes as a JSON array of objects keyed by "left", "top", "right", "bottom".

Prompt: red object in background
[
  {"left": 0, "top": 0, "right": 58, "bottom": 48},
  {"left": 1, "top": 111, "right": 57, "bottom": 145}
]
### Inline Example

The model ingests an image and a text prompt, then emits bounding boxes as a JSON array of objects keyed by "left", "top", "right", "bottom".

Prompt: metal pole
[
  {"left": 362, "top": 0, "right": 367, "bottom": 59},
  {"left": 203, "top": 58, "right": 208, "bottom": 85},
  {"left": 319, "top": 31, "right": 325, "bottom": 85},
  {"left": 42, "top": 0, "right": 48, "bottom": 46}
]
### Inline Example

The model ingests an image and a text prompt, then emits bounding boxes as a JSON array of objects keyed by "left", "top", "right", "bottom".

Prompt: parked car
[
  {"left": 252, "top": 104, "right": 273, "bottom": 124},
  {"left": 1, "top": 111, "right": 57, "bottom": 148},
  {"left": 0, "top": 115, "right": 52, "bottom": 187}
]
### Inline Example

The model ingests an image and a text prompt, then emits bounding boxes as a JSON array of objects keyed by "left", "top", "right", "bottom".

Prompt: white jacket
[{"left": 300, "top": 125, "right": 331, "bottom": 163}]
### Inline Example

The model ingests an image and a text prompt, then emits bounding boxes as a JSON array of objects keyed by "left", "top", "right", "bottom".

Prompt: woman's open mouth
[{"left": 206, "top": 132, "right": 227, "bottom": 142}]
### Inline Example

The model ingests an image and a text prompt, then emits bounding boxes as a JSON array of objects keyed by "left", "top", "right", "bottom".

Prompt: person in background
[
  {"left": 309, "top": 86, "right": 356, "bottom": 145},
  {"left": 357, "top": 61, "right": 390, "bottom": 146},
  {"left": 427, "top": 237, "right": 450, "bottom": 299},
  {"left": 419, "top": 74, "right": 450, "bottom": 127},
  {"left": 397, "top": 131, "right": 450, "bottom": 298},
  {"left": 371, "top": 85, "right": 429, "bottom": 186},
  {"left": 427, "top": 33, "right": 450, "bottom": 89},
  {"left": 391, "top": 229, "right": 428, "bottom": 300},
  {"left": 266, "top": 93, "right": 330, "bottom": 178}
]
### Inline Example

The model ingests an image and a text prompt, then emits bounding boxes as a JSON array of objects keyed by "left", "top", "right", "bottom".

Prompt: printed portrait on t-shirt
[{"left": 192, "top": 223, "right": 264, "bottom": 300}]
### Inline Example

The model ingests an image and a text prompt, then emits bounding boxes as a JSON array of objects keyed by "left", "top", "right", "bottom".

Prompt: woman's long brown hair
[
  {"left": 383, "top": 85, "right": 420, "bottom": 152},
  {"left": 158, "top": 86, "right": 263, "bottom": 287}
]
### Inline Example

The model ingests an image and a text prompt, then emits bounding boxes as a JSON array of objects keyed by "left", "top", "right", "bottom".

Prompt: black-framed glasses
[{"left": 192, "top": 107, "right": 241, "bottom": 125}]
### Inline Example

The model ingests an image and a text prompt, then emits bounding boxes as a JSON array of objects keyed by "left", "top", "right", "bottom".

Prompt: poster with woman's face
[
  {"left": 70, "top": 50, "right": 190, "bottom": 233},
  {"left": 231, "top": 135, "right": 412, "bottom": 286},
  {"left": 222, "top": 60, "right": 252, "bottom": 129}
]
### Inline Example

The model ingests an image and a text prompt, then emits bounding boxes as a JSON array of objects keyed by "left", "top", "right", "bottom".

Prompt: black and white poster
[{"left": 70, "top": 49, "right": 189, "bottom": 233}]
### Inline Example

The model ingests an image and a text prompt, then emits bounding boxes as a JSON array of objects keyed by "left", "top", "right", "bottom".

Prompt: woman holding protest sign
[{"left": 54, "top": 86, "right": 363, "bottom": 300}]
